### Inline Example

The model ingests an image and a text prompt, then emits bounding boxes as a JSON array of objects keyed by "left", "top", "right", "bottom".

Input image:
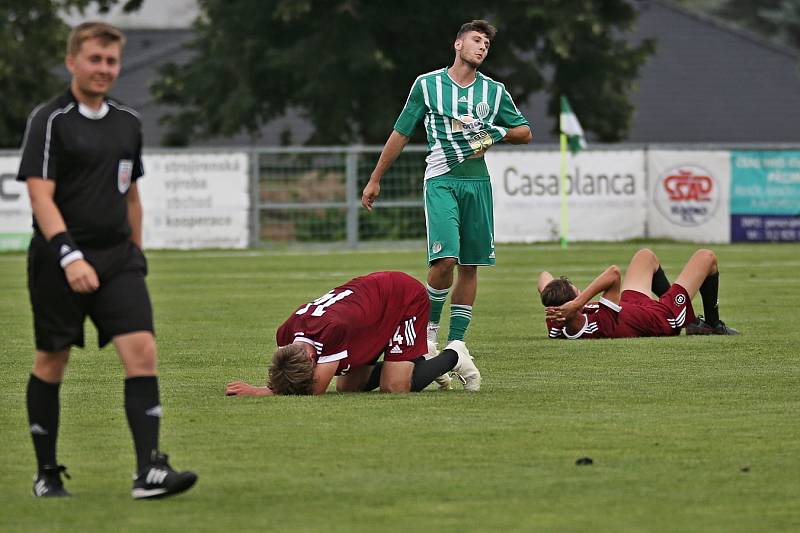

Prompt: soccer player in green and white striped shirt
[{"left": 362, "top": 20, "right": 532, "bottom": 385}]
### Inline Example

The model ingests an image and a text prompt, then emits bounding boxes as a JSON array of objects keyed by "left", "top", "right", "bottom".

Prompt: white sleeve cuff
[{"left": 599, "top": 297, "right": 622, "bottom": 312}]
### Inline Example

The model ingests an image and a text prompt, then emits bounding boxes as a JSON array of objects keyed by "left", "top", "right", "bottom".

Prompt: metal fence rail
[
  {"left": 254, "top": 146, "right": 429, "bottom": 247},
  {"left": 5, "top": 143, "right": 800, "bottom": 248}
]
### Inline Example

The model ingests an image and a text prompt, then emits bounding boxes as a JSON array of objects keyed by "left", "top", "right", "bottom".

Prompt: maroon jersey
[
  {"left": 545, "top": 285, "right": 695, "bottom": 339},
  {"left": 276, "top": 272, "right": 429, "bottom": 375}
]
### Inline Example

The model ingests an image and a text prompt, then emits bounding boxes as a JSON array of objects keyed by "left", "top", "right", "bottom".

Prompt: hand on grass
[{"left": 225, "top": 381, "right": 274, "bottom": 397}]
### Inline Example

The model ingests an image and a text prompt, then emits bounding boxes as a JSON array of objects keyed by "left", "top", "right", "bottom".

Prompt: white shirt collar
[{"left": 78, "top": 101, "right": 109, "bottom": 120}]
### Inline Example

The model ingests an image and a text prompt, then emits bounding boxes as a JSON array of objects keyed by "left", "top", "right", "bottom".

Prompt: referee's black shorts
[{"left": 27, "top": 236, "right": 154, "bottom": 351}]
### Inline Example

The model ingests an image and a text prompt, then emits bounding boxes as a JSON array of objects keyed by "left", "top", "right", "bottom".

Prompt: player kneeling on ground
[
  {"left": 538, "top": 248, "right": 739, "bottom": 339},
  {"left": 226, "top": 272, "right": 481, "bottom": 397}
]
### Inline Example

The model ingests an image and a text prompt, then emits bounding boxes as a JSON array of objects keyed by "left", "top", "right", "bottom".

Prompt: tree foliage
[
  {"left": 0, "top": 0, "right": 141, "bottom": 148},
  {"left": 716, "top": 0, "right": 800, "bottom": 49},
  {"left": 152, "top": 0, "right": 655, "bottom": 145}
]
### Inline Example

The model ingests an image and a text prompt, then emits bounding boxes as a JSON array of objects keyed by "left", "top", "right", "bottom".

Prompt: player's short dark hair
[
  {"left": 457, "top": 20, "right": 497, "bottom": 42},
  {"left": 540, "top": 277, "right": 577, "bottom": 307},
  {"left": 268, "top": 344, "right": 315, "bottom": 395},
  {"left": 67, "top": 21, "right": 125, "bottom": 57}
]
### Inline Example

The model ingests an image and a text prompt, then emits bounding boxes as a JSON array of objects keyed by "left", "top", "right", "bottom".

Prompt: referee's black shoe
[
  {"left": 686, "top": 316, "right": 740, "bottom": 335},
  {"left": 33, "top": 464, "right": 71, "bottom": 497},
  {"left": 132, "top": 451, "right": 197, "bottom": 500}
]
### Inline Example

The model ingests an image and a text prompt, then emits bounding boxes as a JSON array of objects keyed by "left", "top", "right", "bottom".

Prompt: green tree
[
  {"left": 693, "top": 0, "right": 800, "bottom": 50},
  {"left": 0, "top": 0, "right": 141, "bottom": 148},
  {"left": 153, "top": 0, "right": 655, "bottom": 145}
]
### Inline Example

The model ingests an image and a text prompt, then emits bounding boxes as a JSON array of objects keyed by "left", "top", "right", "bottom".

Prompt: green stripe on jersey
[{"left": 394, "top": 68, "right": 529, "bottom": 180}]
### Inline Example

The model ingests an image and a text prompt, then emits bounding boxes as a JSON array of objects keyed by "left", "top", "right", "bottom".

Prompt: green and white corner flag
[
  {"left": 558, "top": 96, "right": 585, "bottom": 248},
  {"left": 560, "top": 96, "right": 586, "bottom": 154}
]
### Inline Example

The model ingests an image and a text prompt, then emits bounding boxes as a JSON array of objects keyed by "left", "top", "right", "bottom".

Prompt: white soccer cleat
[
  {"left": 446, "top": 340, "right": 481, "bottom": 392},
  {"left": 427, "top": 340, "right": 452, "bottom": 390}
]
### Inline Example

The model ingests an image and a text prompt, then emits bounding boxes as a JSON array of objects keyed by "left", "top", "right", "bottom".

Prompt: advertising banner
[
  {"left": 646, "top": 151, "right": 730, "bottom": 243},
  {"left": 730, "top": 151, "right": 800, "bottom": 242},
  {"left": 485, "top": 150, "right": 647, "bottom": 242},
  {"left": 137, "top": 152, "right": 250, "bottom": 249},
  {"left": 0, "top": 155, "right": 33, "bottom": 251}
]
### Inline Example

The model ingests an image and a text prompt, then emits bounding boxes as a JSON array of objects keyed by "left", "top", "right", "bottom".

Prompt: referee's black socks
[
  {"left": 27, "top": 374, "right": 61, "bottom": 472},
  {"left": 124, "top": 376, "right": 161, "bottom": 473}
]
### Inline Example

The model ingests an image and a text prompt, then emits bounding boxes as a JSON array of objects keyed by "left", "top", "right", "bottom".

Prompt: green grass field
[{"left": 1, "top": 242, "right": 799, "bottom": 532}]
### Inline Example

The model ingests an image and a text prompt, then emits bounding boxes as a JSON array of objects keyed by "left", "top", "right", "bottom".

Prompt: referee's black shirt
[{"left": 17, "top": 89, "right": 144, "bottom": 248}]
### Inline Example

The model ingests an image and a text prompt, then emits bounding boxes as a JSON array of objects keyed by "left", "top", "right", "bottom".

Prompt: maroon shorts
[
  {"left": 382, "top": 273, "right": 429, "bottom": 363},
  {"left": 619, "top": 284, "right": 695, "bottom": 336}
]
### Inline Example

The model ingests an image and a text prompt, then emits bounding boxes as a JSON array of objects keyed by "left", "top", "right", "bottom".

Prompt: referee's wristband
[{"left": 49, "top": 232, "right": 84, "bottom": 268}]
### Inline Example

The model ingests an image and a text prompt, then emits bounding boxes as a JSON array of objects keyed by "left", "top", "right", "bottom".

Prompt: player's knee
[
  {"left": 695, "top": 248, "right": 718, "bottom": 271},
  {"left": 379, "top": 380, "right": 410, "bottom": 393},
  {"left": 33, "top": 351, "right": 69, "bottom": 381},
  {"left": 431, "top": 257, "right": 457, "bottom": 273},
  {"left": 457, "top": 264, "right": 478, "bottom": 278},
  {"left": 122, "top": 335, "right": 158, "bottom": 374},
  {"left": 635, "top": 248, "right": 658, "bottom": 265}
]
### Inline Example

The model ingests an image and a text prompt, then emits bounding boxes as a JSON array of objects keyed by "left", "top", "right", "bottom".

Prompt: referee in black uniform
[{"left": 17, "top": 22, "right": 196, "bottom": 499}]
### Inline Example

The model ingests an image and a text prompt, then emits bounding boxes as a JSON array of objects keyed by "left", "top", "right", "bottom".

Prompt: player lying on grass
[
  {"left": 539, "top": 248, "right": 739, "bottom": 339},
  {"left": 226, "top": 271, "right": 481, "bottom": 396}
]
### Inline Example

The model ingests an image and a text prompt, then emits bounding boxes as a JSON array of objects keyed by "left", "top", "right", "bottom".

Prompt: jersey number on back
[{"left": 295, "top": 289, "right": 354, "bottom": 317}]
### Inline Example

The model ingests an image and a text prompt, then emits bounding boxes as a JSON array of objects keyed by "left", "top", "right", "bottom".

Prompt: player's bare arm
[
  {"left": 361, "top": 130, "right": 410, "bottom": 211},
  {"left": 547, "top": 265, "right": 621, "bottom": 322},
  {"left": 225, "top": 381, "right": 275, "bottom": 397},
  {"left": 26, "top": 177, "right": 99, "bottom": 293},
  {"left": 127, "top": 181, "right": 144, "bottom": 249},
  {"left": 537, "top": 271, "right": 555, "bottom": 294},
  {"left": 311, "top": 361, "right": 338, "bottom": 395},
  {"left": 226, "top": 361, "right": 338, "bottom": 397},
  {"left": 504, "top": 125, "right": 532, "bottom": 145}
]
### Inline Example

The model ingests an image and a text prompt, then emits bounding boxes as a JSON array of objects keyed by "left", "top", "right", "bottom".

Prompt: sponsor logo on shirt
[{"left": 674, "top": 293, "right": 686, "bottom": 306}]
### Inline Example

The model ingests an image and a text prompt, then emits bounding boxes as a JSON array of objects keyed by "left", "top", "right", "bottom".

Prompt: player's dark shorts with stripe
[
  {"left": 619, "top": 284, "right": 696, "bottom": 337},
  {"left": 27, "top": 236, "right": 154, "bottom": 351}
]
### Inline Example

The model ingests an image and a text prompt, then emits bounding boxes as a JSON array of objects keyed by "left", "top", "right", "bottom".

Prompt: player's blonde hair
[
  {"left": 67, "top": 21, "right": 125, "bottom": 57},
  {"left": 268, "top": 344, "right": 315, "bottom": 395}
]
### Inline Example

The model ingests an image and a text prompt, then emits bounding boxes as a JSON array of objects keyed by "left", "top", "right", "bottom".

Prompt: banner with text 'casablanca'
[
  {"left": 646, "top": 151, "right": 730, "bottom": 243},
  {"left": 485, "top": 149, "right": 646, "bottom": 242}
]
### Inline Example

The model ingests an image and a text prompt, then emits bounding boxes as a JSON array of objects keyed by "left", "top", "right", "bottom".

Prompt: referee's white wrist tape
[
  {"left": 60, "top": 250, "right": 85, "bottom": 268},
  {"left": 49, "top": 231, "right": 85, "bottom": 269}
]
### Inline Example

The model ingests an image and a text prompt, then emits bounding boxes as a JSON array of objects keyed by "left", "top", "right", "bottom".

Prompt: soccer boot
[
  {"left": 686, "top": 315, "right": 740, "bottom": 335},
  {"left": 33, "top": 464, "right": 71, "bottom": 497},
  {"left": 446, "top": 340, "right": 481, "bottom": 392},
  {"left": 132, "top": 452, "right": 197, "bottom": 500},
  {"left": 426, "top": 340, "right": 452, "bottom": 390}
]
